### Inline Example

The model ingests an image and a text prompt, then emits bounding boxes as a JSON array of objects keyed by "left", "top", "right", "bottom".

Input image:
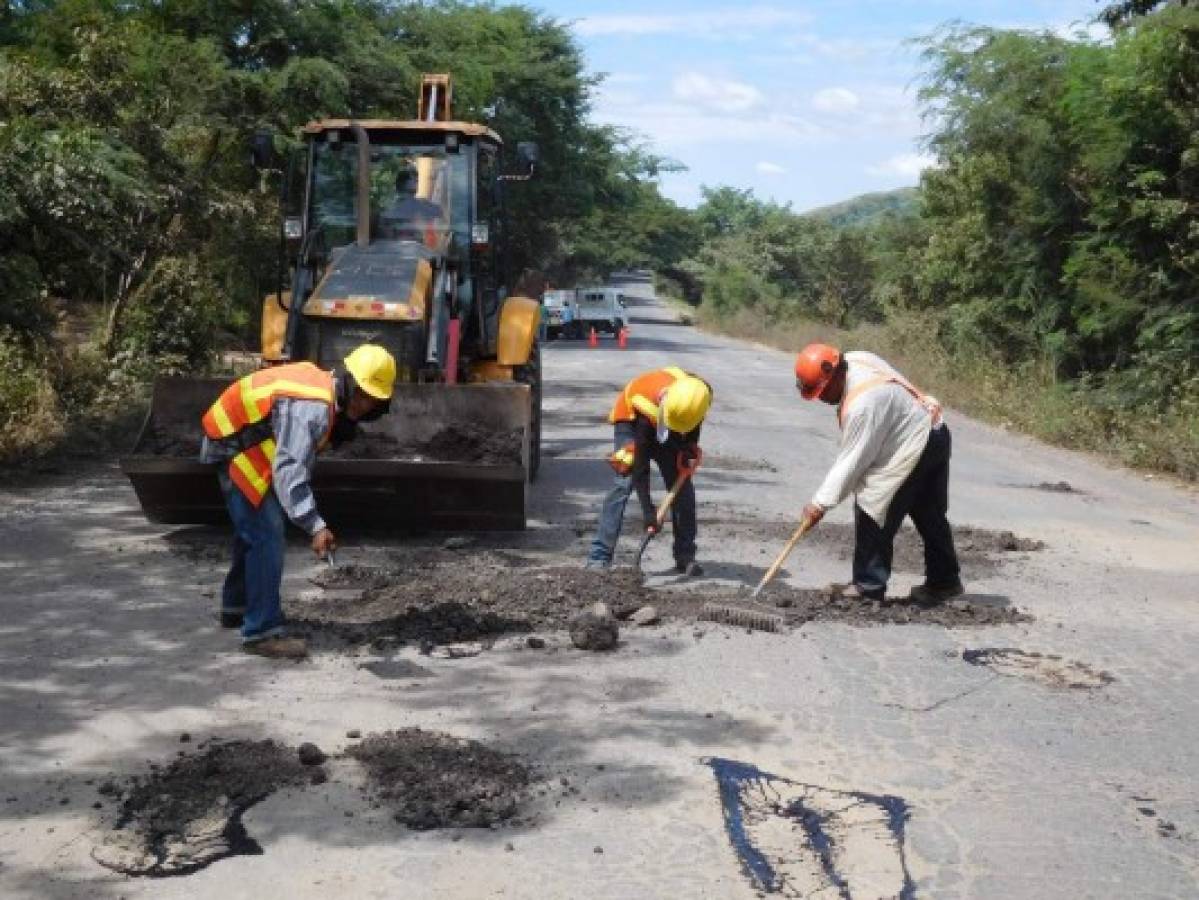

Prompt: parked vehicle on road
[
  {"left": 542, "top": 289, "right": 579, "bottom": 339},
  {"left": 575, "top": 286, "right": 627, "bottom": 336}
]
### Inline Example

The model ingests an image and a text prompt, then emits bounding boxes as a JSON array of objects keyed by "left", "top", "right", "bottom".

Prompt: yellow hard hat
[
  {"left": 661, "top": 375, "right": 711, "bottom": 434},
  {"left": 343, "top": 344, "right": 397, "bottom": 400}
]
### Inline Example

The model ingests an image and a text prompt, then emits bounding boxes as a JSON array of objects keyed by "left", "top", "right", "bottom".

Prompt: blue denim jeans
[
  {"left": 588, "top": 422, "right": 697, "bottom": 566},
  {"left": 218, "top": 470, "right": 287, "bottom": 643}
]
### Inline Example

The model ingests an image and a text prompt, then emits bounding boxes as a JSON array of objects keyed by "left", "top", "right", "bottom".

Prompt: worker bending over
[
  {"left": 794, "top": 344, "right": 962, "bottom": 603},
  {"left": 200, "top": 344, "right": 397, "bottom": 658},
  {"left": 587, "top": 367, "right": 712, "bottom": 575}
]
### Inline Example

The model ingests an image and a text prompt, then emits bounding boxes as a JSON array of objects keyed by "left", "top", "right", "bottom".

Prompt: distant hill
[{"left": 805, "top": 187, "right": 919, "bottom": 229}]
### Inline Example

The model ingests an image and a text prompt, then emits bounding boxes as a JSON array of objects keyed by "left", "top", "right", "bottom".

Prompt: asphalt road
[{"left": 1, "top": 293, "right": 1198, "bottom": 898}]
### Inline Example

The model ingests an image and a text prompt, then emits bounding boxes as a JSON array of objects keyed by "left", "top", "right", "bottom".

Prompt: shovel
[
  {"left": 751, "top": 515, "right": 816, "bottom": 598},
  {"left": 634, "top": 448, "right": 702, "bottom": 573}
]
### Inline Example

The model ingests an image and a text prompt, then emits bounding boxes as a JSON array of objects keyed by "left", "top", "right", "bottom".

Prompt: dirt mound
[
  {"left": 294, "top": 562, "right": 1029, "bottom": 648},
  {"left": 327, "top": 423, "right": 521, "bottom": 465},
  {"left": 346, "top": 729, "right": 531, "bottom": 829},
  {"left": 139, "top": 418, "right": 521, "bottom": 466},
  {"left": 91, "top": 739, "right": 310, "bottom": 877},
  {"left": 139, "top": 424, "right": 201, "bottom": 458}
]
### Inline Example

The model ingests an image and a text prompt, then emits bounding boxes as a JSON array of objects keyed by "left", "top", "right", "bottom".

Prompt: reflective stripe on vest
[
  {"left": 202, "top": 363, "right": 335, "bottom": 507},
  {"left": 837, "top": 363, "right": 942, "bottom": 430},
  {"left": 608, "top": 366, "right": 688, "bottom": 424}
]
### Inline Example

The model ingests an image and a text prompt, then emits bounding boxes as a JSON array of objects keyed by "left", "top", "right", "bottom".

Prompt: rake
[{"left": 699, "top": 603, "right": 785, "bottom": 634}]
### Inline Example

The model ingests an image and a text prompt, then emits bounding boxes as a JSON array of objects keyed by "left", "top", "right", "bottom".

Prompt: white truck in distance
[{"left": 574, "top": 286, "right": 627, "bottom": 337}]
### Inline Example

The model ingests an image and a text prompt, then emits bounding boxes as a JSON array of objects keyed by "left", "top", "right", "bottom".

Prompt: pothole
[
  {"left": 293, "top": 562, "right": 1031, "bottom": 652},
  {"left": 962, "top": 648, "right": 1114, "bottom": 689}
]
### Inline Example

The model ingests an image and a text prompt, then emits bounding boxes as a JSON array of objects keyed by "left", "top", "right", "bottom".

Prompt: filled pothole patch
[
  {"left": 963, "top": 648, "right": 1114, "bottom": 689},
  {"left": 346, "top": 729, "right": 532, "bottom": 829},
  {"left": 91, "top": 739, "right": 312, "bottom": 877},
  {"left": 708, "top": 758, "right": 915, "bottom": 899}
]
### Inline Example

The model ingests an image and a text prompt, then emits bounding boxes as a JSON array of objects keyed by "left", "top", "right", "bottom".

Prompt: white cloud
[
  {"left": 592, "top": 93, "right": 826, "bottom": 150},
  {"left": 756, "top": 161, "right": 787, "bottom": 175},
  {"left": 672, "top": 72, "right": 763, "bottom": 113},
  {"left": 576, "top": 6, "right": 811, "bottom": 38},
  {"left": 785, "top": 34, "right": 900, "bottom": 63},
  {"left": 866, "top": 152, "right": 936, "bottom": 179},
  {"left": 812, "top": 87, "right": 860, "bottom": 114}
]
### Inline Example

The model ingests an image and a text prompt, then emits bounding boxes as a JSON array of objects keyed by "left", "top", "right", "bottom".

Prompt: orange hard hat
[{"left": 795, "top": 343, "right": 842, "bottom": 400}]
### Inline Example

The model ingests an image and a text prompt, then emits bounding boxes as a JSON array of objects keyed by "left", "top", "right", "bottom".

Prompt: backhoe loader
[{"left": 122, "top": 75, "right": 543, "bottom": 530}]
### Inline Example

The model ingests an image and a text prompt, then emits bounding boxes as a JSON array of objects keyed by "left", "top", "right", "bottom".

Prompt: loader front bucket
[{"left": 121, "top": 376, "right": 531, "bottom": 531}]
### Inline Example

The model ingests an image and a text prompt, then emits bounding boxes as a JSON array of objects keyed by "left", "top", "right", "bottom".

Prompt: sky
[{"left": 533, "top": 1, "right": 1107, "bottom": 211}]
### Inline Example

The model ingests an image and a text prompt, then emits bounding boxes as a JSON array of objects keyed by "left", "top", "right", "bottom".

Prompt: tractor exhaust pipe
[{"left": 350, "top": 122, "right": 370, "bottom": 248}]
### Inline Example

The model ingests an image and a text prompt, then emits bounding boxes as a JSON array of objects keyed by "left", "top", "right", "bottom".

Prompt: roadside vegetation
[
  {"left": 674, "top": 1, "right": 1199, "bottom": 480},
  {"left": 1, "top": 0, "right": 1194, "bottom": 480},
  {"left": 0, "top": 0, "right": 694, "bottom": 465}
]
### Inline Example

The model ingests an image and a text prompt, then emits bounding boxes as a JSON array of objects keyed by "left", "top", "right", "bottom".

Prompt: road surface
[{"left": 1, "top": 293, "right": 1197, "bottom": 898}]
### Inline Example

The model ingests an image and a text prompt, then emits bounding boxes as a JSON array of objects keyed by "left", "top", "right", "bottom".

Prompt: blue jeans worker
[
  {"left": 199, "top": 345, "right": 397, "bottom": 658},
  {"left": 587, "top": 367, "right": 712, "bottom": 575},
  {"left": 793, "top": 344, "right": 962, "bottom": 603}
]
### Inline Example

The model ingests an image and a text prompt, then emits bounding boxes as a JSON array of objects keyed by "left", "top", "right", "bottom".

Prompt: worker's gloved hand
[
  {"left": 801, "top": 503, "right": 825, "bottom": 527},
  {"left": 607, "top": 441, "right": 636, "bottom": 476},
  {"left": 312, "top": 527, "right": 337, "bottom": 559}
]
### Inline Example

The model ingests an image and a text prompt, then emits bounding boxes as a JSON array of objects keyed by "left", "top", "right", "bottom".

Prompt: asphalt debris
[
  {"left": 91, "top": 739, "right": 309, "bottom": 877},
  {"left": 346, "top": 729, "right": 531, "bottom": 830}
]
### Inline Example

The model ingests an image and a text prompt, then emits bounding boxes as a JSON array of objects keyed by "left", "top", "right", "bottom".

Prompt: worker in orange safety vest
[
  {"left": 793, "top": 343, "right": 962, "bottom": 604},
  {"left": 199, "top": 344, "right": 396, "bottom": 658},
  {"left": 587, "top": 367, "right": 713, "bottom": 575}
]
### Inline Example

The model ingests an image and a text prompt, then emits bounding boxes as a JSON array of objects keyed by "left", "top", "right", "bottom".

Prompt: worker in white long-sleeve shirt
[{"left": 793, "top": 343, "right": 962, "bottom": 603}]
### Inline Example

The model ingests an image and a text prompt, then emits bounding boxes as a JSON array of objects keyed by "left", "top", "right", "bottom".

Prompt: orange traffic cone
[
  {"left": 588, "top": 327, "right": 598, "bottom": 348},
  {"left": 618, "top": 326, "right": 629, "bottom": 349}
]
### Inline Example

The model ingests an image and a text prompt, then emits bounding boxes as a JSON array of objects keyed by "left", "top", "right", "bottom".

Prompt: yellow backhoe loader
[{"left": 122, "top": 75, "right": 543, "bottom": 530}]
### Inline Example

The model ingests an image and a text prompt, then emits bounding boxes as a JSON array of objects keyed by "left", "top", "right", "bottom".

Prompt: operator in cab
[
  {"left": 586, "top": 367, "right": 713, "bottom": 575},
  {"left": 379, "top": 161, "right": 443, "bottom": 248},
  {"left": 199, "top": 345, "right": 396, "bottom": 659}
]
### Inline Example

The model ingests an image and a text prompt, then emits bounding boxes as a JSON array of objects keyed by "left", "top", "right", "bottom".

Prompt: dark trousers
[
  {"left": 853, "top": 424, "right": 960, "bottom": 598},
  {"left": 588, "top": 422, "right": 697, "bottom": 565}
]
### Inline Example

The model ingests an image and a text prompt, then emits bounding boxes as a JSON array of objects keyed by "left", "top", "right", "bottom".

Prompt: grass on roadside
[{"left": 689, "top": 304, "right": 1199, "bottom": 483}]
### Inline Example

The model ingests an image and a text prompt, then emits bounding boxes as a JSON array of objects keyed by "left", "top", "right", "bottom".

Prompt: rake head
[{"left": 699, "top": 603, "right": 785, "bottom": 634}]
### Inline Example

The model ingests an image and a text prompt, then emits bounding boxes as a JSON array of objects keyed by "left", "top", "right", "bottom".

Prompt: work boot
[
  {"left": 585, "top": 558, "right": 611, "bottom": 571},
  {"left": 219, "top": 612, "right": 244, "bottom": 629},
  {"left": 675, "top": 560, "right": 704, "bottom": 577},
  {"left": 243, "top": 637, "right": 308, "bottom": 659},
  {"left": 909, "top": 580, "right": 965, "bottom": 605}
]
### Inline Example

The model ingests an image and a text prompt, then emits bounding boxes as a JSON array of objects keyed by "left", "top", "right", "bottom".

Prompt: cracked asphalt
[{"left": 1, "top": 293, "right": 1197, "bottom": 898}]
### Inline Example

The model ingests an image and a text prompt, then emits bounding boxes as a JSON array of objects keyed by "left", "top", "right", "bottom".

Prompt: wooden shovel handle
[{"left": 753, "top": 516, "right": 815, "bottom": 596}]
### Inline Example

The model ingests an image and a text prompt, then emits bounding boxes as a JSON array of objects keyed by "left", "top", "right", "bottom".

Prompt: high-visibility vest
[
  {"left": 608, "top": 367, "right": 688, "bottom": 425},
  {"left": 837, "top": 360, "right": 942, "bottom": 430},
  {"left": 201, "top": 362, "right": 336, "bottom": 506}
]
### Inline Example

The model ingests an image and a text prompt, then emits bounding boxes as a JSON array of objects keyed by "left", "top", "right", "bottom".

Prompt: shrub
[
  {"left": 120, "top": 255, "right": 226, "bottom": 376},
  {"left": 0, "top": 328, "right": 63, "bottom": 462}
]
